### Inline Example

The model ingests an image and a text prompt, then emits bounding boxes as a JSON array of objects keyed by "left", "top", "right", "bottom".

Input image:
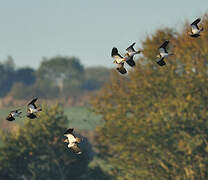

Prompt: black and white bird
[
  {"left": 111, "top": 47, "right": 127, "bottom": 74},
  {"left": 125, "top": 42, "right": 142, "bottom": 67},
  {"left": 189, "top": 18, "right": 203, "bottom": 38},
  {"left": 156, "top": 40, "right": 173, "bottom": 66},
  {"left": 27, "top": 97, "right": 42, "bottom": 119},
  {"left": 6, "top": 109, "right": 22, "bottom": 121},
  {"left": 64, "top": 128, "right": 82, "bottom": 154}
]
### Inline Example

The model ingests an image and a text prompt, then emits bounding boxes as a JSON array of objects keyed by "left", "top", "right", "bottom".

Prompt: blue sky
[{"left": 0, "top": 0, "right": 207, "bottom": 68}]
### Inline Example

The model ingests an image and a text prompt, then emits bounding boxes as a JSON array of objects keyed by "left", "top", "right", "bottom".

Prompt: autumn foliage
[{"left": 92, "top": 14, "right": 208, "bottom": 179}]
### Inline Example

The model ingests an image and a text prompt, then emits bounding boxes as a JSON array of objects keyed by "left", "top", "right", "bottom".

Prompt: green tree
[
  {"left": 36, "top": 56, "right": 84, "bottom": 96},
  {"left": 0, "top": 56, "right": 16, "bottom": 97},
  {"left": 14, "top": 67, "right": 36, "bottom": 85},
  {"left": 0, "top": 105, "right": 108, "bottom": 180}
]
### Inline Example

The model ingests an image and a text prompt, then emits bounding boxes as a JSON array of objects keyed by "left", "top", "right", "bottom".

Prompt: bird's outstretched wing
[
  {"left": 64, "top": 128, "right": 74, "bottom": 135},
  {"left": 111, "top": 47, "right": 123, "bottom": 58},
  {"left": 159, "top": 40, "right": 169, "bottom": 49},
  {"left": 27, "top": 113, "right": 37, "bottom": 119},
  {"left": 116, "top": 63, "right": 127, "bottom": 74},
  {"left": 157, "top": 58, "right": 166, "bottom": 66},
  {"left": 191, "top": 18, "right": 201, "bottom": 29},
  {"left": 126, "top": 57, "right": 136, "bottom": 67},
  {"left": 27, "top": 97, "right": 38, "bottom": 108},
  {"left": 159, "top": 40, "right": 169, "bottom": 53},
  {"left": 126, "top": 42, "right": 136, "bottom": 52}
]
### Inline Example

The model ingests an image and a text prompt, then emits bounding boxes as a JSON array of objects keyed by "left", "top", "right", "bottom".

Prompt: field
[{"left": 0, "top": 106, "right": 102, "bottom": 130}]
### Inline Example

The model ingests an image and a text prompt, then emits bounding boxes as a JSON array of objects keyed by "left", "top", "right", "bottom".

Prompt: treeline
[
  {"left": 92, "top": 14, "right": 208, "bottom": 179},
  {"left": 0, "top": 56, "right": 110, "bottom": 105}
]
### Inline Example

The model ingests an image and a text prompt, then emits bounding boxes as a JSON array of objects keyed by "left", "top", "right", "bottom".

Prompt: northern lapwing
[
  {"left": 6, "top": 109, "right": 22, "bottom": 121},
  {"left": 111, "top": 47, "right": 127, "bottom": 74},
  {"left": 156, "top": 40, "right": 173, "bottom": 66},
  {"left": 27, "top": 97, "right": 42, "bottom": 119},
  {"left": 64, "top": 128, "right": 82, "bottom": 154},
  {"left": 125, "top": 42, "right": 142, "bottom": 67},
  {"left": 189, "top": 18, "right": 203, "bottom": 38}
]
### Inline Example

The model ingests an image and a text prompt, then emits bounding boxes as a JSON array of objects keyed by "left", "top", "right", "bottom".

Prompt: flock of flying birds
[
  {"left": 6, "top": 97, "right": 82, "bottom": 154},
  {"left": 4, "top": 18, "right": 204, "bottom": 155},
  {"left": 111, "top": 18, "right": 204, "bottom": 74}
]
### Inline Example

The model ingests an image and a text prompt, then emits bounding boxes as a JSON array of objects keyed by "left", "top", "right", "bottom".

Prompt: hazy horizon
[{"left": 0, "top": 0, "right": 207, "bottom": 69}]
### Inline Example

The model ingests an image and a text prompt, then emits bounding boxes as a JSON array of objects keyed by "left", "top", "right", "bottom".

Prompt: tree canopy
[
  {"left": 0, "top": 105, "right": 109, "bottom": 180},
  {"left": 92, "top": 14, "right": 208, "bottom": 179}
]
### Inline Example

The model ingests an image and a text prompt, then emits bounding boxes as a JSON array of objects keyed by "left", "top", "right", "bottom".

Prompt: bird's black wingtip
[
  {"left": 64, "top": 128, "right": 74, "bottom": 134},
  {"left": 27, "top": 113, "right": 37, "bottom": 119},
  {"left": 111, "top": 47, "right": 118, "bottom": 57}
]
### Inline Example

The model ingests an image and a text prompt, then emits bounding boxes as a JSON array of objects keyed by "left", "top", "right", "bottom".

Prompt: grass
[
  {"left": 64, "top": 107, "right": 102, "bottom": 130},
  {"left": 0, "top": 106, "right": 102, "bottom": 130}
]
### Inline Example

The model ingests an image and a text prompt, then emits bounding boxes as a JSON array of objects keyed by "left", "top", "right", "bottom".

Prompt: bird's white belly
[
  {"left": 29, "top": 108, "right": 38, "bottom": 113},
  {"left": 160, "top": 52, "right": 168, "bottom": 58},
  {"left": 192, "top": 28, "right": 200, "bottom": 34},
  {"left": 66, "top": 134, "right": 77, "bottom": 143}
]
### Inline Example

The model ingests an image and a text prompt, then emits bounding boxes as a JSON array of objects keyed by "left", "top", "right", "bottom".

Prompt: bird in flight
[
  {"left": 27, "top": 97, "right": 42, "bottom": 119},
  {"left": 189, "top": 18, "right": 203, "bottom": 38},
  {"left": 6, "top": 109, "right": 22, "bottom": 121},
  {"left": 156, "top": 40, "right": 173, "bottom": 66},
  {"left": 125, "top": 42, "right": 142, "bottom": 67},
  {"left": 111, "top": 47, "right": 127, "bottom": 74},
  {"left": 64, "top": 128, "right": 82, "bottom": 154}
]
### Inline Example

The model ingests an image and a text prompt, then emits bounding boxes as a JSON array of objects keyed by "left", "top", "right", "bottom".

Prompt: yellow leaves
[
  {"left": 186, "top": 94, "right": 192, "bottom": 101},
  {"left": 91, "top": 13, "right": 208, "bottom": 179},
  {"left": 184, "top": 166, "right": 195, "bottom": 180},
  {"left": 159, "top": 160, "right": 170, "bottom": 172},
  {"left": 205, "top": 145, "right": 208, "bottom": 153},
  {"left": 178, "top": 139, "right": 192, "bottom": 155}
]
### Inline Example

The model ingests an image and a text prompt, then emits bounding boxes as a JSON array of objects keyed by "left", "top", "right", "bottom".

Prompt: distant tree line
[{"left": 0, "top": 56, "right": 110, "bottom": 102}]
